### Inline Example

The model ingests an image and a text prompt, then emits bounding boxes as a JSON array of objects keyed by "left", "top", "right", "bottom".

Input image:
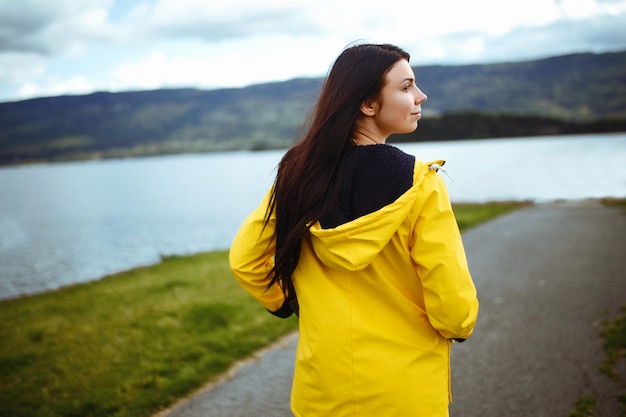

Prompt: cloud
[
  {"left": 120, "top": 0, "right": 323, "bottom": 43},
  {"left": 0, "top": 0, "right": 114, "bottom": 55},
  {"left": 0, "top": 0, "right": 625, "bottom": 102},
  {"left": 107, "top": 35, "right": 340, "bottom": 93},
  {"left": 478, "top": 12, "right": 626, "bottom": 62},
  {"left": 402, "top": 0, "right": 626, "bottom": 64},
  {"left": 17, "top": 75, "right": 93, "bottom": 99}
]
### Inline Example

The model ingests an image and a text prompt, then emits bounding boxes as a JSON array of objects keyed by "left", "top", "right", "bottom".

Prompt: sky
[{"left": 1, "top": 0, "right": 626, "bottom": 103}]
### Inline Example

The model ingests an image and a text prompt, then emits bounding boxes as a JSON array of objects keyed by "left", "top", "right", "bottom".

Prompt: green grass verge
[
  {"left": 568, "top": 395, "right": 598, "bottom": 417},
  {"left": 453, "top": 201, "right": 532, "bottom": 231},
  {"left": 570, "top": 304, "right": 626, "bottom": 417},
  {"left": 600, "top": 305, "right": 626, "bottom": 416},
  {"left": 0, "top": 252, "right": 298, "bottom": 417},
  {"left": 601, "top": 197, "right": 626, "bottom": 213},
  {"left": 568, "top": 198, "right": 626, "bottom": 417},
  {"left": 599, "top": 198, "right": 626, "bottom": 407},
  {"left": 0, "top": 202, "right": 527, "bottom": 417}
]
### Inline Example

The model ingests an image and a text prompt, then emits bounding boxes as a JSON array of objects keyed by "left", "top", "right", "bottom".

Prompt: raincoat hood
[{"left": 309, "top": 159, "right": 445, "bottom": 271}]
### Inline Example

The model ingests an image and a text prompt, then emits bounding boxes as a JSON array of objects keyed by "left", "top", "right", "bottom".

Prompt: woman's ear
[{"left": 359, "top": 98, "right": 378, "bottom": 117}]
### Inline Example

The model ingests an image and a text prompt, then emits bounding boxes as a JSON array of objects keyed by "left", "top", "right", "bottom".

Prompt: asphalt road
[{"left": 157, "top": 200, "right": 626, "bottom": 417}]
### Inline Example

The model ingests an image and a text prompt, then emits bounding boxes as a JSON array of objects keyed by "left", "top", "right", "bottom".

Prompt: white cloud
[
  {"left": 558, "top": 0, "right": 600, "bottom": 18},
  {"left": 113, "top": 51, "right": 159, "bottom": 89},
  {"left": 107, "top": 35, "right": 339, "bottom": 93},
  {"left": 0, "top": 0, "right": 625, "bottom": 101},
  {"left": 17, "top": 75, "right": 94, "bottom": 99},
  {"left": 0, "top": 52, "right": 47, "bottom": 83},
  {"left": 0, "top": 0, "right": 114, "bottom": 55}
]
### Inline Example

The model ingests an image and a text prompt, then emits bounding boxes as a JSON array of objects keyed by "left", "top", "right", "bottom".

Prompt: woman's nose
[{"left": 415, "top": 88, "right": 427, "bottom": 104}]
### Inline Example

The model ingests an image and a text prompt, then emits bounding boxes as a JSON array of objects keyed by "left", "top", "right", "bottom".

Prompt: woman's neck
[
  {"left": 352, "top": 132, "right": 386, "bottom": 146},
  {"left": 352, "top": 123, "right": 387, "bottom": 146}
]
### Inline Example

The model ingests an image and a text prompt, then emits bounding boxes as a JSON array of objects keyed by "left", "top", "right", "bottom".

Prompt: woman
[{"left": 229, "top": 43, "right": 479, "bottom": 417}]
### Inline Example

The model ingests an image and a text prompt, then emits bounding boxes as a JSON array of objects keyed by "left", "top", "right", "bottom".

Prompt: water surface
[{"left": 1, "top": 133, "right": 624, "bottom": 300}]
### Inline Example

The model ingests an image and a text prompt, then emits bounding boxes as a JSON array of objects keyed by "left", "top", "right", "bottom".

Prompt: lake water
[{"left": 1, "top": 133, "right": 625, "bottom": 300}]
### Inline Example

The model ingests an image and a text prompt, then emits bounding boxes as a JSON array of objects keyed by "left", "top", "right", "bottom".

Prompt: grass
[
  {"left": 602, "top": 305, "right": 626, "bottom": 382},
  {"left": 0, "top": 252, "right": 298, "bottom": 417},
  {"left": 568, "top": 198, "right": 626, "bottom": 417},
  {"left": 569, "top": 396, "right": 597, "bottom": 417},
  {"left": 0, "top": 202, "right": 527, "bottom": 417},
  {"left": 452, "top": 200, "right": 532, "bottom": 231},
  {"left": 570, "top": 305, "right": 626, "bottom": 417},
  {"left": 599, "top": 305, "right": 626, "bottom": 416},
  {"left": 601, "top": 197, "right": 626, "bottom": 213}
]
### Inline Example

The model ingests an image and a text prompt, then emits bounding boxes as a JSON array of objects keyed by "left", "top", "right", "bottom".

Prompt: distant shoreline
[
  {"left": 2, "top": 127, "right": 626, "bottom": 168},
  {"left": 3, "top": 51, "right": 625, "bottom": 167}
]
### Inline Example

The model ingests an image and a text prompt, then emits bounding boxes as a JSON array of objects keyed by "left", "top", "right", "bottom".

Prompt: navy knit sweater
[{"left": 320, "top": 144, "right": 415, "bottom": 229}]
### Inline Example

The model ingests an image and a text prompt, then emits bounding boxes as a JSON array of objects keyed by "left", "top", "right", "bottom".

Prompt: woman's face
[{"left": 370, "top": 59, "right": 427, "bottom": 137}]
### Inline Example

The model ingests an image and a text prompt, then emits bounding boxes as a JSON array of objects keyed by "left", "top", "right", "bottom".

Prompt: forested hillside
[{"left": 1, "top": 50, "right": 625, "bottom": 165}]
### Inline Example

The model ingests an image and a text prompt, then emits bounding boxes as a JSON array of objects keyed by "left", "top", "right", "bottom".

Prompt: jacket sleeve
[
  {"left": 410, "top": 172, "right": 479, "bottom": 340},
  {"left": 229, "top": 188, "right": 287, "bottom": 314}
]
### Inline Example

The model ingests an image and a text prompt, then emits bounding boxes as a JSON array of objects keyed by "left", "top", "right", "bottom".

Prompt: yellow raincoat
[{"left": 230, "top": 157, "right": 479, "bottom": 417}]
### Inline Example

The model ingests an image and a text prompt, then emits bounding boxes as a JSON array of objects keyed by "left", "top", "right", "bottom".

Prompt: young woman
[{"left": 230, "top": 43, "right": 479, "bottom": 417}]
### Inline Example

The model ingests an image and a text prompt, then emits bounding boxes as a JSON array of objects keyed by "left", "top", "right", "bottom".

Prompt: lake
[{"left": 1, "top": 133, "right": 625, "bottom": 300}]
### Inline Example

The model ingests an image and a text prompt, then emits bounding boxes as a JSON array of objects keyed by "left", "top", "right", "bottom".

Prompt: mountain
[
  {"left": 1, "top": 50, "right": 625, "bottom": 165},
  {"left": 416, "top": 51, "right": 626, "bottom": 119}
]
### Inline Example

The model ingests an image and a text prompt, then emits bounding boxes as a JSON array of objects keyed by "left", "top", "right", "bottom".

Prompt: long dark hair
[{"left": 265, "top": 43, "right": 411, "bottom": 295}]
